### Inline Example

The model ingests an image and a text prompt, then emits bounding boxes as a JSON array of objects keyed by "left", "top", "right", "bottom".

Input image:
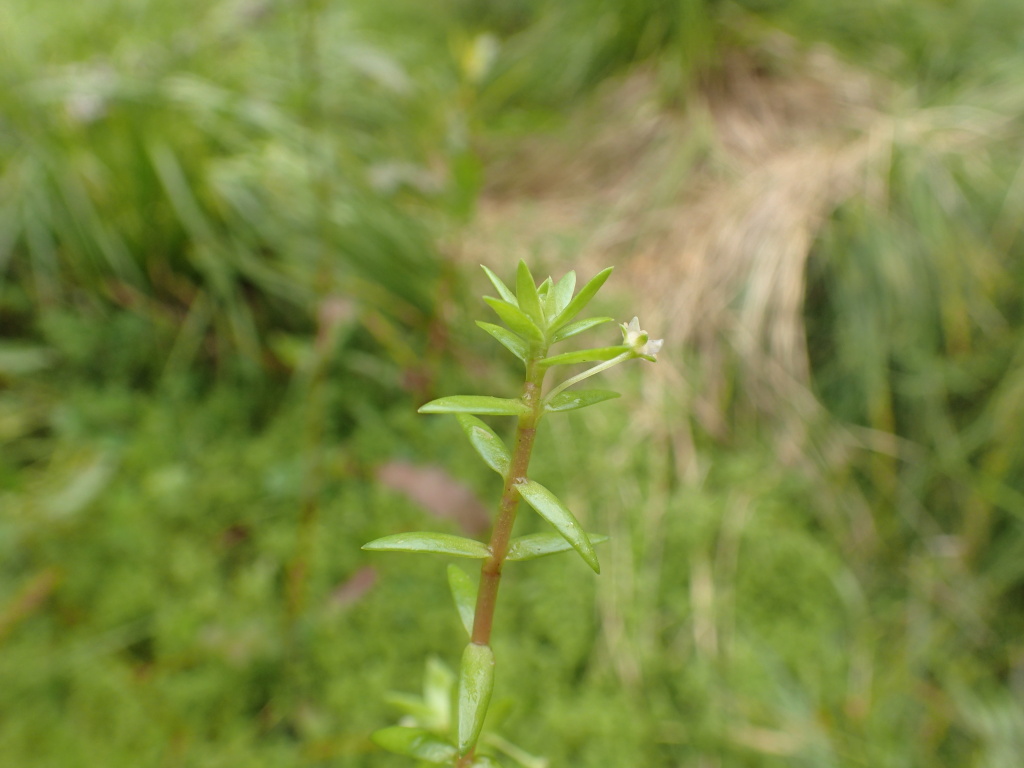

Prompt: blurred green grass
[{"left": 3, "top": 0, "right": 1024, "bottom": 766}]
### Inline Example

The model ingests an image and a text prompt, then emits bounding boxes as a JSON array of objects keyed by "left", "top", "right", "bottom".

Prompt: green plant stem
[
  {"left": 471, "top": 357, "right": 545, "bottom": 646},
  {"left": 458, "top": 357, "right": 545, "bottom": 766}
]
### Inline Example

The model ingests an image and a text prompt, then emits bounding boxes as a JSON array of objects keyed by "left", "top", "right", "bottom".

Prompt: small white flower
[
  {"left": 542, "top": 316, "right": 662, "bottom": 402},
  {"left": 620, "top": 317, "right": 663, "bottom": 362}
]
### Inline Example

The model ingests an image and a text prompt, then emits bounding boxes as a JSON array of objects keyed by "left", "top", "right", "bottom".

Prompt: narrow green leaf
[
  {"left": 383, "top": 692, "right": 436, "bottom": 724},
  {"left": 423, "top": 657, "right": 455, "bottom": 729},
  {"left": 540, "top": 345, "right": 628, "bottom": 368},
  {"left": 550, "top": 316, "right": 613, "bottom": 343},
  {"left": 448, "top": 564, "right": 478, "bottom": 637},
  {"left": 484, "top": 733, "right": 548, "bottom": 768},
  {"left": 372, "top": 726, "right": 458, "bottom": 764},
  {"left": 362, "top": 532, "right": 490, "bottom": 559},
  {"left": 549, "top": 266, "right": 613, "bottom": 331},
  {"left": 507, "top": 532, "right": 609, "bottom": 561},
  {"left": 458, "top": 643, "right": 496, "bottom": 755},
  {"left": 481, "top": 265, "right": 517, "bottom": 305},
  {"left": 515, "top": 261, "right": 544, "bottom": 326},
  {"left": 537, "top": 276, "right": 553, "bottom": 298},
  {"left": 476, "top": 321, "right": 528, "bottom": 364},
  {"left": 541, "top": 287, "right": 557, "bottom": 323},
  {"left": 514, "top": 479, "right": 600, "bottom": 573},
  {"left": 544, "top": 389, "right": 621, "bottom": 413},
  {"left": 456, "top": 414, "right": 511, "bottom": 476},
  {"left": 549, "top": 271, "right": 576, "bottom": 318},
  {"left": 419, "top": 396, "right": 529, "bottom": 416},
  {"left": 483, "top": 297, "right": 544, "bottom": 343}
]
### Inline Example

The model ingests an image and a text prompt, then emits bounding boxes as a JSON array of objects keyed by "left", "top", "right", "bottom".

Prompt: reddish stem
[
  {"left": 457, "top": 358, "right": 545, "bottom": 765},
  {"left": 470, "top": 359, "right": 544, "bottom": 645}
]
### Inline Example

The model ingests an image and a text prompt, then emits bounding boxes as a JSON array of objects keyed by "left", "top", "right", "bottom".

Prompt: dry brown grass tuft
[
  {"left": 465, "top": 36, "right": 1009, "bottom": 459},
  {"left": 465, "top": 41, "right": 885, "bottom": 448}
]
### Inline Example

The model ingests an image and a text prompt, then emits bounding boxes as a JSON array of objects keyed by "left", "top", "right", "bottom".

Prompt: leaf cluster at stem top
[
  {"left": 420, "top": 262, "right": 661, "bottom": 420},
  {"left": 477, "top": 261, "right": 615, "bottom": 363}
]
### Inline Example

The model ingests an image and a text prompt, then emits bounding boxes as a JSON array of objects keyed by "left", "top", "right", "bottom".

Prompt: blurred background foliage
[{"left": 2, "top": 0, "right": 1023, "bottom": 766}]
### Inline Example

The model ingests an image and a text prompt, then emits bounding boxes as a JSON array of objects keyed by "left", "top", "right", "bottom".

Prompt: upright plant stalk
[
  {"left": 364, "top": 262, "right": 661, "bottom": 768},
  {"left": 471, "top": 358, "right": 543, "bottom": 648}
]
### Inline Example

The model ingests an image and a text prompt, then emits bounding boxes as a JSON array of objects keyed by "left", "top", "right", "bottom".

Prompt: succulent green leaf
[
  {"left": 424, "top": 657, "right": 456, "bottom": 729},
  {"left": 514, "top": 479, "right": 600, "bottom": 573},
  {"left": 481, "top": 265, "right": 518, "bottom": 305},
  {"left": 477, "top": 321, "right": 529, "bottom": 363},
  {"left": 419, "top": 396, "right": 530, "bottom": 416},
  {"left": 385, "top": 658, "right": 454, "bottom": 732},
  {"left": 549, "top": 266, "right": 613, "bottom": 331},
  {"left": 550, "top": 316, "right": 614, "bottom": 343},
  {"left": 483, "top": 297, "right": 544, "bottom": 344},
  {"left": 362, "top": 532, "right": 490, "bottom": 559},
  {"left": 456, "top": 414, "right": 511, "bottom": 476},
  {"left": 540, "top": 345, "right": 628, "bottom": 368},
  {"left": 383, "top": 692, "right": 436, "bottom": 724},
  {"left": 458, "top": 643, "right": 496, "bottom": 755},
  {"left": 537, "top": 276, "right": 553, "bottom": 298},
  {"left": 371, "top": 726, "right": 458, "bottom": 764},
  {"left": 507, "top": 532, "right": 610, "bottom": 561},
  {"left": 544, "top": 389, "right": 621, "bottom": 413},
  {"left": 515, "top": 261, "right": 544, "bottom": 326},
  {"left": 448, "top": 564, "right": 478, "bottom": 637},
  {"left": 548, "top": 271, "right": 576, "bottom": 318}
]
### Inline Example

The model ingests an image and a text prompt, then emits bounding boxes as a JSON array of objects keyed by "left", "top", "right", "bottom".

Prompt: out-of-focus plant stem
[{"left": 284, "top": 0, "right": 333, "bottom": 628}]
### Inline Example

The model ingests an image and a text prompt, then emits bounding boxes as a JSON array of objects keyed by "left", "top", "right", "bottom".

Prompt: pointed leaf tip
[
  {"left": 550, "top": 266, "right": 613, "bottom": 331},
  {"left": 481, "top": 265, "right": 517, "bottom": 305},
  {"left": 363, "top": 532, "right": 491, "bottom": 559},
  {"left": 544, "top": 389, "right": 620, "bottom": 413},
  {"left": 549, "top": 270, "right": 577, "bottom": 318},
  {"left": 515, "top": 479, "right": 600, "bottom": 573},
  {"left": 550, "top": 316, "right": 614, "bottom": 343},
  {"left": 419, "top": 396, "right": 530, "bottom": 416},
  {"left": 476, "top": 321, "right": 529, "bottom": 364},
  {"left": 456, "top": 414, "right": 511, "bottom": 476},
  {"left": 507, "top": 532, "right": 610, "bottom": 561},
  {"left": 515, "top": 260, "right": 544, "bottom": 326},
  {"left": 484, "top": 297, "right": 544, "bottom": 343}
]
